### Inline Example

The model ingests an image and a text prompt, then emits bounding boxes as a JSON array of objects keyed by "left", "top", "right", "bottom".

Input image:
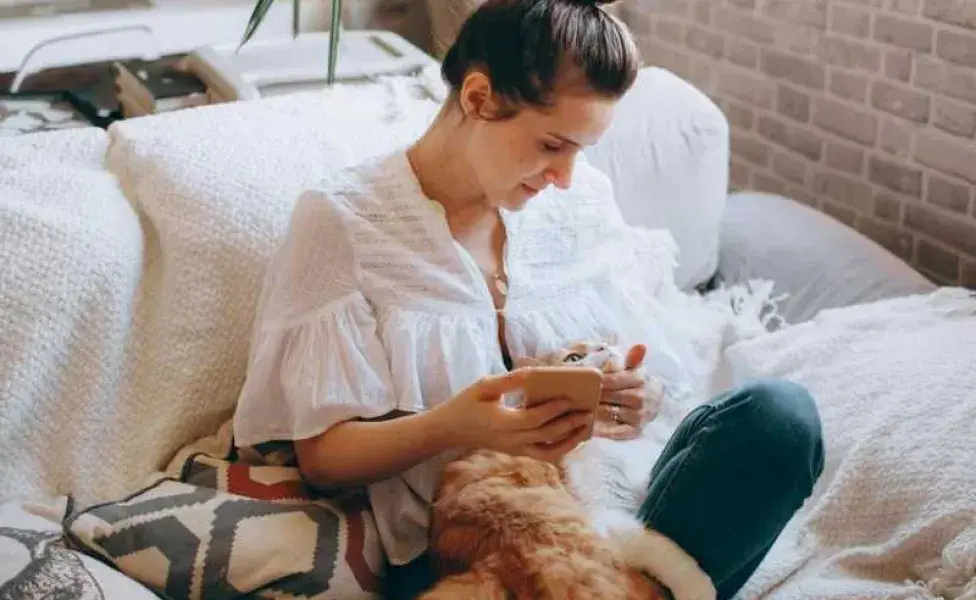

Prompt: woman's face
[{"left": 458, "top": 74, "right": 618, "bottom": 211}]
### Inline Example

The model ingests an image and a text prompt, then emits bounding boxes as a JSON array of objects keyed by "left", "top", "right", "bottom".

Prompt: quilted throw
[{"left": 65, "top": 427, "right": 384, "bottom": 600}]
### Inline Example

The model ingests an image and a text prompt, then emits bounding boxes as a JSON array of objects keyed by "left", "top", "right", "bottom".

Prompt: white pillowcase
[{"left": 584, "top": 67, "right": 730, "bottom": 291}]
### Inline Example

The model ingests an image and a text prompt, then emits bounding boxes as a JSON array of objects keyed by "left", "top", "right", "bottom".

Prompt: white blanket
[{"left": 723, "top": 288, "right": 976, "bottom": 600}]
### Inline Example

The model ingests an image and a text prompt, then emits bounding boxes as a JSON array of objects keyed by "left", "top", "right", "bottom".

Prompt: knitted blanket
[{"left": 725, "top": 288, "right": 976, "bottom": 600}]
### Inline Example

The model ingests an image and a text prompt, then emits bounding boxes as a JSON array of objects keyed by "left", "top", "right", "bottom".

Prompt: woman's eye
[
  {"left": 541, "top": 140, "right": 562, "bottom": 153},
  {"left": 564, "top": 353, "right": 585, "bottom": 363}
]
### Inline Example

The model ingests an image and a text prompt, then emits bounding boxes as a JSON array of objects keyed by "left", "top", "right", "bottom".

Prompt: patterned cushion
[
  {"left": 0, "top": 498, "right": 158, "bottom": 599},
  {"left": 65, "top": 452, "right": 383, "bottom": 600}
]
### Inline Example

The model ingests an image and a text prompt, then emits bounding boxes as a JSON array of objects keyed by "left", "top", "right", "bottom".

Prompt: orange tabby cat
[{"left": 421, "top": 341, "right": 715, "bottom": 600}]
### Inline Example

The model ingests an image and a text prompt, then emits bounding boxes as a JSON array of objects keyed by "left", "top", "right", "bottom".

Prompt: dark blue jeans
[{"left": 386, "top": 379, "right": 825, "bottom": 600}]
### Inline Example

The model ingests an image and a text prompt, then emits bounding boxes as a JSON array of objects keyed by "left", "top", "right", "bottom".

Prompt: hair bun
[{"left": 565, "top": 0, "right": 620, "bottom": 6}]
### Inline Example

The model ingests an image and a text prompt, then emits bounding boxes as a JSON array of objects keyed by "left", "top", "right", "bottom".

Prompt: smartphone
[{"left": 522, "top": 366, "right": 603, "bottom": 413}]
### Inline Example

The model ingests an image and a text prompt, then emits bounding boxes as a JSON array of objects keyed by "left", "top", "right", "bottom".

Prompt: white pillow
[
  {"left": 722, "top": 288, "right": 976, "bottom": 600},
  {"left": 0, "top": 128, "right": 144, "bottom": 506},
  {"left": 584, "top": 67, "right": 730, "bottom": 291}
]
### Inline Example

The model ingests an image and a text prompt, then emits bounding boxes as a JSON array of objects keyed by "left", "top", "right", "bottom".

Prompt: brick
[
  {"left": 915, "top": 132, "right": 976, "bottom": 183},
  {"left": 914, "top": 56, "right": 976, "bottom": 106},
  {"left": 790, "top": 187, "right": 819, "bottom": 207},
  {"left": 963, "top": 260, "right": 976, "bottom": 288},
  {"left": 752, "top": 172, "right": 791, "bottom": 196},
  {"left": 757, "top": 116, "right": 824, "bottom": 160},
  {"left": 779, "top": 26, "right": 819, "bottom": 56},
  {"left": 716, "top": 8, "right": 777, "bottom": 44},
  {"left": 763, "top": 0, "right": 828, "bottom": 28},
  {"left": 641, "top": 40, "right": 693, "bottom": 76},
  {"left": 873, "top": 14, "right": 934, "bottom": 52},
  {"left": 694, "top": 0, "right": 712, "bottom": 24},
  {"left": 814, "top": 97, "right": 880, "bottom": 145},
  {"left": 689, "top": 59, "right": 717, "bottom": 94},
  {"left": 761, "top": 49, "right": 826, "bottom": 89},
  {"left": 874, "top": 191, "right": 905, "bottom": 221},
  {"left": 829, "top": 70, "right": 869, "bottom": 102},
  {"left": 822, "top": 200, "right": 859, "bottom": 227},
  {"left": 718, "top": 68, "right": 776, "bottom": 108},
  {"left": 879, "top": 119, "right": 914, "bottom": 157},
  {"left": 777, "top": 84, "right": 811, "bottom": 122},
  {"left": 730, "top": 160, "right": 752, "bottom": 189},
  {"left": 659, "top": 0, "right": 690, "bottom": 16},
  {"left": 817, "top": 37, "right": 883, "bottom": 74},
  {"left": 869, "top": 155, "right": 923, "bottom": 197},
  {"left": 926, "top": 174, "right": 972, "bottom": 213},
  {"left": 916, "top": 238, "right": 961, "bottom": 281},
  {"left": 773, "top": 152, "right": 808, "bottom": 184},
  {"left": 870, "top": 80, "right": 931, "bottom": 123},
  {"left": 923, "top": 0, "right": 976, "bottom": 30},
  {"left": 858, "top": 218, "right": 915, "bottom": 261},
  {"left": 831, "top": 4, "right": 872, "bottom": 38},
  {"left": 933, "top": 98, "right": 976, "bottom": 137},
  {"left": 905, "top": 204, "right": 976, "bottom": 257},
  {"left": 724, "top": 101, "right": 756, "bottom": 129},
  {"left": 726, "top": 38, "right": 759, "bottom": 68},
  {"left": 655, "top": 18, "right": 685, "bottom": 44},
  {"left": 889, "top": 0, "right": 922, "bottom": 14},
  {"left": 936, "top": 29, "right": 976, "bottom": 69},
  {"left": 812, "top": 170, "right": 875, "bottom": 212},
  {"left": 728, "top": 0, "right": 756, "bottom": 9},
  {"left": 826, "top": 142, "right": 865, "bottom": 175},
  {"left": 685, "top": 26, "right": 725, "bottom": 58},
  {"left": 732, "top": 133, "right": 771, "bottom": 166},
  {"left": 884, "top": 50, "right": 913, "bottom": 82}
]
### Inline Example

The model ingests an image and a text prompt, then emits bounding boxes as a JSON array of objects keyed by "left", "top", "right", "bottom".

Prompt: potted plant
[{"left": 239, "top": 0, "right": 343, "bottom": 84}]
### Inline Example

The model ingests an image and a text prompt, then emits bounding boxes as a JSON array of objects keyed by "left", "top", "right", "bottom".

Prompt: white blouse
[{"left": 233, "top": 149, "right": 700, "bottom": 566}]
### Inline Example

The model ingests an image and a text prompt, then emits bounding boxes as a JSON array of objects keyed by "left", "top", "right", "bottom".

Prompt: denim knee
[{"left": 712, "top": 379, "right": 825, "bottom": 493}]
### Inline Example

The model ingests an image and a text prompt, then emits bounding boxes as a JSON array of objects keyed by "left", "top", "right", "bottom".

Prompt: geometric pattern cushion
[
  {"left": 65, "top": 452, "right": 383, "bottom": 600},
  {"left": 0, "top": 497, "right": 160, "bottom": 599}
]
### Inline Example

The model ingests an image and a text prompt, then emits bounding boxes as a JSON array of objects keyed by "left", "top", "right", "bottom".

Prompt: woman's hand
[
  {"left": 435, "top": 369, "right": 594, "bottom": 463},
  {"left": 594, "top": 344, "right": 657, "bottom": 440}
]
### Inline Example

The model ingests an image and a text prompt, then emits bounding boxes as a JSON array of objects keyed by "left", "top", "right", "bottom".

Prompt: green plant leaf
[
  {"left": 238, "top": 0, "right": 276, "bottom": 50},
  {"left": 292, "top": 0, "right": 300, "bottom": 39},
  {"left": 326, "top": 0, "right": 341, "bottom": 84}
]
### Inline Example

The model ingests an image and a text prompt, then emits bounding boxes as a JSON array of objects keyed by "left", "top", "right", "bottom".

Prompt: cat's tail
[
  {"left": 607, "top": 520, "right": 717, "bottom": 600},
  {"left": 417, "top": 567, "right": 507, "bottom": 600}
]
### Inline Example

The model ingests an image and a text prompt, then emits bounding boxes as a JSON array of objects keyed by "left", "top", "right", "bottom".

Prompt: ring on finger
[{"left": 609, "top": 404, "right": 622, "bottom": 423}]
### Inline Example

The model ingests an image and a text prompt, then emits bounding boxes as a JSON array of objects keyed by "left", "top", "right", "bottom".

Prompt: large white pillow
[
  {"left": 722, "top": 288, "right": 976, "bottom": 600},
  {"left": 0, "top": 128, "right": 144, "bottom": 506},
  {"left": 584, "top": 68, "right": 730, "bottom": 290}
]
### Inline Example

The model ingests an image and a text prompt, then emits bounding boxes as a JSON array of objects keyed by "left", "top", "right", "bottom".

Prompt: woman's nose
[{"left": 545, "top": 156, "right": 575, "bottom": 190}]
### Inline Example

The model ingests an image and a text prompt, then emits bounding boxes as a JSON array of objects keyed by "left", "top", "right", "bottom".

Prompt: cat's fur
[{"left": 422, "top": 341, "right": 716, "bottom": 600}]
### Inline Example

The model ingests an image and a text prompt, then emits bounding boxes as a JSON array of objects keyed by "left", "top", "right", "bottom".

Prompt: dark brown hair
[{"left": 441, "top": 0, "right": 640, "bottom": 112}]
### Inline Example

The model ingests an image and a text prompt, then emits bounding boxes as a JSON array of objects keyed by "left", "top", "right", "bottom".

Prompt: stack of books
[{"left": 111, "top": 58, "right": 211, "bottom": 118}]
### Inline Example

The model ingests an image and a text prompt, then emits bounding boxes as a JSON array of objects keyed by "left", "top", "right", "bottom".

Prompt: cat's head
[{"left": 514, "top": 338, "right": 626, "bottom": 373}]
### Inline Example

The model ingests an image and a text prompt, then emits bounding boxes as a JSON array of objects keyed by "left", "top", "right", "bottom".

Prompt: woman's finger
[
  {"left": 602, "top": 369, "right": 645, "bottom": 392},
  {"left": 603, "top": 387, "right": 645, "bottom": 410},
  {"left": 526, "top": 426, "right": 591, "bottom": 462},
  {"left": 474, "top": 369, "right": 531, "bottom": 399},
  {"left": 599, "top": 403, "right": 641, "bottom": 426},
  {"left": 510, "top": 398, "right": 573, "bottom": 431},
  {"left": 522, "top": 411, "right": 593, "bottom": 444}
]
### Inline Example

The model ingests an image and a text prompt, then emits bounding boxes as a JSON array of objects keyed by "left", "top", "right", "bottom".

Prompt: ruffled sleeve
[{"left": 233, "top": 190, "right": 397, "bottom": 447}]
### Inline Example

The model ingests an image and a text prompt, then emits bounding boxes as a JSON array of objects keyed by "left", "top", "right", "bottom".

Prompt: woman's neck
[{"left": 407, "top": 109, "right": 491, "bottom": 222}]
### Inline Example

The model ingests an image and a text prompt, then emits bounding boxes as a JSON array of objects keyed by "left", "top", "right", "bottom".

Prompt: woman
[{"left": 233, "top": 0, "right": 825, "bottom": 598}]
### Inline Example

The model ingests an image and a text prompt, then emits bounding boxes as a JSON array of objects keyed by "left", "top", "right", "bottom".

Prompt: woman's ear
[{"left": 459, "top": 70, "right": 504, "bottom": 119}]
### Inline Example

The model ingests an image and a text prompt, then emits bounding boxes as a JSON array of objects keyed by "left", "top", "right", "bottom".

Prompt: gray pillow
[{"left": 717, "top": 191, "right": 936, "bottom": 326}]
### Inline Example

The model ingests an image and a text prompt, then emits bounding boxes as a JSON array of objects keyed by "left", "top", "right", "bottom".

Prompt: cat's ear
[{"left": 512, "top": 355, "right": 544, "bottom": 369}]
